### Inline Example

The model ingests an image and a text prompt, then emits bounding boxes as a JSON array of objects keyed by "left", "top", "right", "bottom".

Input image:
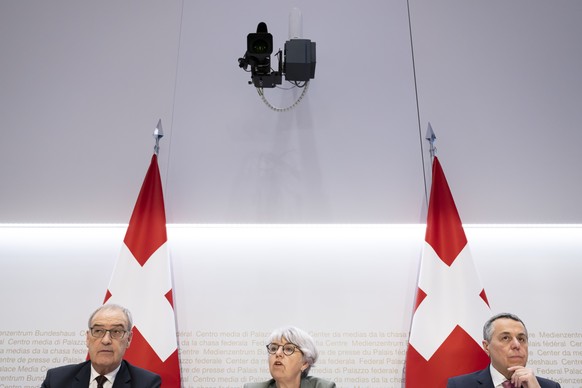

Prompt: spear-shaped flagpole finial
[
  {"left": 153, "top": 119, "right": 164, "bottom": 155},
  {"left": 425, "top": 122, "right": 437, "bottom": 159}
]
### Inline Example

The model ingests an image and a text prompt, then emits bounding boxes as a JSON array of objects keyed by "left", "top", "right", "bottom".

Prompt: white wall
[
  {"left": 1, "top": 225, "right": 581, "bottom": 387},
  {"left": 1, "top": 1, "right": 581, "bottom": 224}
]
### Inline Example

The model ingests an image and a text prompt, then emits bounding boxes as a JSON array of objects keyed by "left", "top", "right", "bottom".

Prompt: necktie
[
  {"left": 502, "top": 380, "right": 515, "bottom": 388},
  {"left": 96, "top": 375, "right": 108, "bottom": 388}
]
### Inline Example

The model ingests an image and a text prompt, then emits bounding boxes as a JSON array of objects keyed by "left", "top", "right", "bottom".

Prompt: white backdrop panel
[{"left": 0, "top": 225, "right": 581, "bottom": 387}]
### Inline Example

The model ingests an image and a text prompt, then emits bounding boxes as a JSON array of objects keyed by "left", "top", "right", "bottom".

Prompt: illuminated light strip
[{"left": 1, "top": 223, "right": 581, "bottom": 228}]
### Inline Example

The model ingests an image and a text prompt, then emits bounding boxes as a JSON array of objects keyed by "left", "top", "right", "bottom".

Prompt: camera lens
[{"left": 252, "top": 39, "right": 269, "bottom": 54}]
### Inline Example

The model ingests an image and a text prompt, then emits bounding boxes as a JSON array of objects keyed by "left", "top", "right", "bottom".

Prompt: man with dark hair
[{"left": 447, "top": 313, "right": 561, "bottom": 388}]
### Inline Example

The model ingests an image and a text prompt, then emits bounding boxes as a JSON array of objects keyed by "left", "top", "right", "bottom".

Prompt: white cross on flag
[
  {"left": 405, "top": 156, "right": 491, "bottom": 387},
  {"left": 103, "top": 154, "right": 181, "bottom": 387}
]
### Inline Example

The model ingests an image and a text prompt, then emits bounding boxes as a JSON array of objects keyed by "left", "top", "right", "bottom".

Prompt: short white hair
[
  {"left": 267, "top": 326, "right": 318, "bottom": 377},
  {"left": 88, "top": 303, "right": 133, "bottom": 330}
]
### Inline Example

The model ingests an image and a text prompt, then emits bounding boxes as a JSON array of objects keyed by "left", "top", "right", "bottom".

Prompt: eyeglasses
[
  {"left": 89, "top": 327, "right": 128, "bottom": 340},
  {"left": 266, "top": 343, "right": 302, "bottom": 356}
]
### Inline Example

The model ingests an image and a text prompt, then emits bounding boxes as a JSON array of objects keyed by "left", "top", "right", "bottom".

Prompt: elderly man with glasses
[{"left": 41, "top": 303, "right": 161, "bottom": 388}]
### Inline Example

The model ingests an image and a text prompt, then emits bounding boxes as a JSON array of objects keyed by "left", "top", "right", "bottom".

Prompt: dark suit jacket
[
  {"left": 447, "top": 366, "right": 561, "bottom": 388},
  {"left": 244, "top": 376, "right": 336, "bottom": 388},
  {"left": 41, "top": 359, "right": 161, "bottom": 388}
]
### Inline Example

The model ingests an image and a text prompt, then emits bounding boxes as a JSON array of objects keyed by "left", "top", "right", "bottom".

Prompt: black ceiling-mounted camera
[{"left": 238, "top": 22, "right": 315, "bottom": 89}]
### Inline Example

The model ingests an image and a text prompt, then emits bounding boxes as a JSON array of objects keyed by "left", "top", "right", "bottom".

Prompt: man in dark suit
[
  {"left": 447, "top": 313, "right": 560, "bottom": 388},
  {"left": 41, "top": 304, "right": 161, "bottom": 387}
]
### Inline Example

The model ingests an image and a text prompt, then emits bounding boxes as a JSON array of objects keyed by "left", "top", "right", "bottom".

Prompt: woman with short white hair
[{"left": 244, "top": 326, "right": 336, "bottom": 388}]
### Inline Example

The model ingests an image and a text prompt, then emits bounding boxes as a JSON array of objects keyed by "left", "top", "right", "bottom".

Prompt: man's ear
[{"left": 482, "top": 340, "right": 490, "bottom": 356}]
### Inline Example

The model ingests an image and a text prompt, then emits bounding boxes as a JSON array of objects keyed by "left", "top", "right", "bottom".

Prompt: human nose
[
  {"left": 510, "top": 337, "right": 521, "bottom": 348},
  {"left": 100, "top": 331, "right": 113, "bottom": 344}
]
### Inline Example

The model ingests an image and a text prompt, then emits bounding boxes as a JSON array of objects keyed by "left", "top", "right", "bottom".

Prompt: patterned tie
[
  {"left": 96, "top": 375, "right": 108, "bottom": 388},
  {"left": 502, "top": 380, "right": 515, "bottom": 388}
]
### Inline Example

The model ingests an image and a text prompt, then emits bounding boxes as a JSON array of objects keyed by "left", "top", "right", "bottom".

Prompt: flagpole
[
  {"left": 422, "top": 122, "right": 437, "bottom": 202},
  {"left": 425, "top": 122, "right": 436, "bottom": 160},
  {"left": 153, "top": 119, "right": 164, "bottom": 155}
]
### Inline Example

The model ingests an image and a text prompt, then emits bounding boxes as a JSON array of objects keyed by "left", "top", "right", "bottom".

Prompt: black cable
[{"left": 406, "top": 0, "right": 430, "bottom": 207}]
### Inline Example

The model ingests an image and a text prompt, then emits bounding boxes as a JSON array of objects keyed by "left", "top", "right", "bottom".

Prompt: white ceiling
[{"left": 1, "top": 0, "right": 581, "bottom": 224}]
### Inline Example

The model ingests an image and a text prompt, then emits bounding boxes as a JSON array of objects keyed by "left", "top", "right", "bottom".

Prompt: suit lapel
[
  {"left": 112, "top": 361, "right": 130, "bottom": 388},
  {"left": 72, "top": 361, "right": 92, "bottom": 388},
  {"left": 475, "top": 367, "right": 495, "bottom": 387}
]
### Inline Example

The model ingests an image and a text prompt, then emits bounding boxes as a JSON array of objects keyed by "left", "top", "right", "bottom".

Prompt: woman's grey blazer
[{"left": 244, "top": 376, "right": 336, "bottom": 388}]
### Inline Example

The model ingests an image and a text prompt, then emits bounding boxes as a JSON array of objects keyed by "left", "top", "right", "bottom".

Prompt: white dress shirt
[
  {"left": 89, "top": 363, "right": 121, "bottom": 388},
  {"left": 490, "top": 364, "right": 510, "bottom": 388}
]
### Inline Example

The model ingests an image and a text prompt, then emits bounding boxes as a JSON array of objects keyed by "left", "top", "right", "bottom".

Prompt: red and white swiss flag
[
  {"left": 103, "top": 154, "right": 181, "bottom": 387},
  {"left": 405, "top": 156, "right": 491, "bottom": 387}
]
